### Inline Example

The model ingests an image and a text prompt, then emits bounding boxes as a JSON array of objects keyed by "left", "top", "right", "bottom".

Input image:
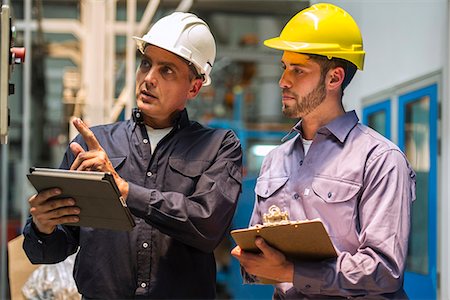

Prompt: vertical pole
[
  {"left": 20, "top": 0, "right": 32, "bottom": 227},
  {"left": 256, "top": 17, "right": 282, "bottom": 123},
  {"left": 104, "top": 0, "right": 116, "bottom": 118},
  {"left": 0, "top": 144, "right": 9, "bottom": 300},
  {"left": 125, "top": 0, "right": 136, "bottom": 118},
  {"left": 440, "top": 2, "right": 450, "bottom": 298},
  {"left": 81, "top": 0, "right": 106, "bottom": 126}
]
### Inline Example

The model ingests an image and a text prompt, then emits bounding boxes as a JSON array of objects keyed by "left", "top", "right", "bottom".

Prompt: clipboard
[
  {"left": 231, "top": 205, "right": 337, "bottom": 283},
  {"left": 27, "top": 167, "right": 136, "bottom": 231}
]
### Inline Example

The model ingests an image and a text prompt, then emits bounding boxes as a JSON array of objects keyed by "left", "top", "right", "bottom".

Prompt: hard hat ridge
[{"left": 133, "top": 12, "right": 216, "bottom": 85}]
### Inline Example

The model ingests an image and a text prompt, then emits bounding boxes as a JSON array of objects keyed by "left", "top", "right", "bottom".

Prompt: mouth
[
  {"left": 140, "top": 89, "right": 158, "bottom": 102},
  {"left": 282, "top": 93, "right": 296, "bottom": 102}
]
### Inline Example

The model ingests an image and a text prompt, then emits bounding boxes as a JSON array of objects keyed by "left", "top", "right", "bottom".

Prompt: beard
[{"left": 282, "top": 77, "right": 327, "bottom": 118}]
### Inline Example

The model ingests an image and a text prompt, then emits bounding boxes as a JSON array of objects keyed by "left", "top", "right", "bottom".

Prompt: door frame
[
  {"left": 362, "top": 71, "right": 440, "bottom": 299},
  {"left": 398, "top": 83, "right": 438, "bottom": 299}
]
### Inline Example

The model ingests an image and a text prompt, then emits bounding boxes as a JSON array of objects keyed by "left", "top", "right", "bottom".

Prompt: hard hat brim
[
  {"left": 264, "top": 37, "right": 340, "bottom": 52},
  {"left": 264, "top": 37, "right": 365, "bottom": 70}
]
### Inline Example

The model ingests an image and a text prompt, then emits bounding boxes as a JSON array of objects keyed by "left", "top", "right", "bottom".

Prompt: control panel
[{"left": 1, "top": 4, "right": 25, "bottom": 144}]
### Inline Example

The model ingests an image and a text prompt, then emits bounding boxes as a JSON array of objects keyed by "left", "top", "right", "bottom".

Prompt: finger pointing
[{"left": 72, "top": 118, "right": 102, "bottom": 150}]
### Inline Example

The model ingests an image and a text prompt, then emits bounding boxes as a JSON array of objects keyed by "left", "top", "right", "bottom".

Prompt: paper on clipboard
[{"left": 230, "top": 205, "right": 337, "bottom": 284}]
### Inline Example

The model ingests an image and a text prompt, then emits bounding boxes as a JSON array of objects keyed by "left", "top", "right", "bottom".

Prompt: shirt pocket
[
  {"left": 168, "top": 157, "right": 210, "bottom": 194},
  {"left": 255, "top": 176, "right": 289, "bottom": 210},
  {"left": 311, "top": 175, "right": 361, "bottom": 237}
]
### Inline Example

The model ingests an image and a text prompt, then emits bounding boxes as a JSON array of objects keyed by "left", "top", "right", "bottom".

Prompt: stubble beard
[{"left": 282, "top": 78, "right": 327, "bottom": 119}]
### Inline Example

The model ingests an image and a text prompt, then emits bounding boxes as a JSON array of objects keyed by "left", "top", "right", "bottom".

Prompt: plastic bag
[{"left": 22, "top": 253, "right": 81, "bottom": 300}]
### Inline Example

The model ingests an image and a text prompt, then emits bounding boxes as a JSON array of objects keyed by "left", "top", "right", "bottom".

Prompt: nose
[
  {"left": 279, "top": 70, "right": 291, "bottom": 89},
  {"left": 144, "top": 67, "right": 157, "bottom": 87}
]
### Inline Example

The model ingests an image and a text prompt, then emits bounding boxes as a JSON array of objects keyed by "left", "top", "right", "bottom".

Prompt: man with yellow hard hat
[{"left": 232, "top": 3, "right": 415, "bottom": 299}]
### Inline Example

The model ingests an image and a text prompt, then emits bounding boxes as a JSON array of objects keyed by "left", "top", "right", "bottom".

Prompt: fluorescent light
[{"left": 251, "top": 145, "right": 277, "bottom": 157}]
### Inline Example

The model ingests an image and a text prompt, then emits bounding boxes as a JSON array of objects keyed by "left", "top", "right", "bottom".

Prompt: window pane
[
  {"left": 367, "top": 110, "right": 387, "bottom": 137},
  {"left": 405, "top": 96, "right": 430, "bottom": 275}
]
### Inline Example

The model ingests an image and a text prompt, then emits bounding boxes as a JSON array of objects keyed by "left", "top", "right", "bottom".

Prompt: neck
[
  {"left": 143, "top": 110, "right": 181, "bottom": 129},
  {"left": 300, "top": 97, "right": 345, "bottom": 140}
]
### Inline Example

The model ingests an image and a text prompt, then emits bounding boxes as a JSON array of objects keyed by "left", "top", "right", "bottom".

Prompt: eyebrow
[
  {"left": 282, "top": 61, "right": 308, "bottom": 67},
  {"left": 140, "top": 53, "right": 181, "bottom": 71}
]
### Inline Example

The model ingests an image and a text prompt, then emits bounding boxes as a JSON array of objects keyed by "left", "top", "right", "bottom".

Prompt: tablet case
[{"left": 27, "top": 168, "right": 135, "bottom": 231}]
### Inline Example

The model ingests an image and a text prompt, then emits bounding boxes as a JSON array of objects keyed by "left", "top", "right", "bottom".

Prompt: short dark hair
[
  {"left": 307, "top": 54, "right": 357, "bottom": 92},
  {"left": 181, "top": 57, "right": 204, "bottom": 82}
]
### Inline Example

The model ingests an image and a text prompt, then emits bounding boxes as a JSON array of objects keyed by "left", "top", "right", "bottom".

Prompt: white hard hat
[{"left": 133, "top": 12, "right": 216, "bottom": 86}]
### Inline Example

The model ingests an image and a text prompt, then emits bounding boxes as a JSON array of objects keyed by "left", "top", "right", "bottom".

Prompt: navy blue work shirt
[{"left": 23, "top": 109, "right": 242, "bottom": 299}]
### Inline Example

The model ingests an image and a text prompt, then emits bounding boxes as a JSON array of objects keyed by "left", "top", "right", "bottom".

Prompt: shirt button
[
  {"left": 142, "top": 242, "right": 148, "bottom": 248},
  {"left": 143, "top": 138, "right": 149, "bottom": 144},
  {"left": 305, "top": 284, "right": 311, "bottom": 289},
  {"left": 328, "top": 192, "right": 332, "bottom": 198},
  {"left": 141, "top": 282, "right": 147, "bottom": 288},
  {"left": 146, "top": 171, "right": 152, "bottom": 177},
  {"left": 299, "top": 160, "right": 303, "bottom": 166},
  {"left": 293, "top": 193, "right": 300, "bottom": 200}
]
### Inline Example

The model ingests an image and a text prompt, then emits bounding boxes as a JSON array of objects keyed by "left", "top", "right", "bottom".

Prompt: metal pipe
[
  {"left": 0, "top": 144, "right": 9, "bottom": 300},
  {"left": 0, "top": 0, "right": 11, "bottom": 279},
  {"left": 175, "top": 0, "right": 193, "bottom": 12},
  {"left": 21, "top": 0, "right": 32, "bottom": 228},
  {"left": 125, "top": 0, "right": 136, "bottom": 117},
  {"left": 104, "top": 0, "right": 116, "bottom": 118},
  {"left": 15, "top": 19, "right": 83, "bottom": 39},
  {"left": 81, "top": 0, "right": 106, "bottom": 126},
  {"left": 137, "top": 0, "right": 160, "bottom": 37}
]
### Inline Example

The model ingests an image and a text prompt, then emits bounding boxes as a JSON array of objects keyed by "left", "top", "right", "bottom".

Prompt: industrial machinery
[{"left": 0, "top": 4, "right": 25, "bottom": 144}]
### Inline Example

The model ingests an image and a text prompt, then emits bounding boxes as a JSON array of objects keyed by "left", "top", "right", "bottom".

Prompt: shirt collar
[
  {"left": 281, "top": 120, "right": 302, "bottom": 142},
  {"left": 282, "top": 110, "right": 359, "bottom": 143},
  {"left": 131, "top": 108, "right": 191, "bottom": 130},
  {"left": 320, "top": 110, "right": 359, "bottom": 143},
  {"left": 172, "top": 108, "right": 190, "bottom": 130}
]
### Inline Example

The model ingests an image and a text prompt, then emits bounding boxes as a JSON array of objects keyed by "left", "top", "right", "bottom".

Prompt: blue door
[
  {"left": 362, "top": 83, "right": 438, "bottom": 299},
  {"left": 399, "top": 84, "right": 438, "bottom": 300}
]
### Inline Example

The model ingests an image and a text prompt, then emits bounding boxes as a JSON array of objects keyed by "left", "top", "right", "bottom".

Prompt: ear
[
  {"left": 187, "top": 79, "right": 203, "bottom": 99},
  {"left": 327, "top": 67, "right": 345, "bottom": 92}
]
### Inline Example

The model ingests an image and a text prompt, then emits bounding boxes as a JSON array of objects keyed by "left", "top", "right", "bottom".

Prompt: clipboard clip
[{"left": 263, "top": 205, "right": 290, "bottom": 226}]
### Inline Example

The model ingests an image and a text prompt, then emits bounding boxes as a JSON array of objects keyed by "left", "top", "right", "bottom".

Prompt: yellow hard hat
[{"left": 264, "top": 3, "right": 365, "bottom": 70}]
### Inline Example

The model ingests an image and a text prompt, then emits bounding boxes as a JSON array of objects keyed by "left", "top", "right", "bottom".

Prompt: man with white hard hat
[{"left": 23, "top": 12, "right": 242, "bottom": 299}]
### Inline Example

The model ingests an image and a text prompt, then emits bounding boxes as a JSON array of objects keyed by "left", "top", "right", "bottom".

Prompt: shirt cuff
[
  {"left": 26, "top": 220, "right": 58, "bottom": 245},
  {"left": 293, "top": 260, "right": 325, "bottom": 294},
  {"left": 126, "top": 182, "right": 154, "bottom": 218},
  {"left": 241, "top": 267, "right": 260, "bottom": 284}
]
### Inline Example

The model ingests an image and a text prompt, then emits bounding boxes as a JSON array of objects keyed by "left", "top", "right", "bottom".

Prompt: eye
[
  {"left": 139, "top": 59, "right": 151, "bottom": 72},
  {"left": 161, "top": 66, "right": 174, "bottom": 75}
]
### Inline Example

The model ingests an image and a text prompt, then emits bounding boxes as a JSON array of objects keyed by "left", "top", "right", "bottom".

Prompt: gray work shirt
[
  {"left": 247, "top": 111, "right": 416, "bottom": 299},
  {"left": 23, "top": 109, "right": 242, "bottom": 299}
]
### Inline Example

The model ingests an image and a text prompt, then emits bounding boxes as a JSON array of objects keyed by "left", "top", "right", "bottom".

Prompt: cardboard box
[{"left": 7, "top": 235, "right": 39, "bottom": 300}]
